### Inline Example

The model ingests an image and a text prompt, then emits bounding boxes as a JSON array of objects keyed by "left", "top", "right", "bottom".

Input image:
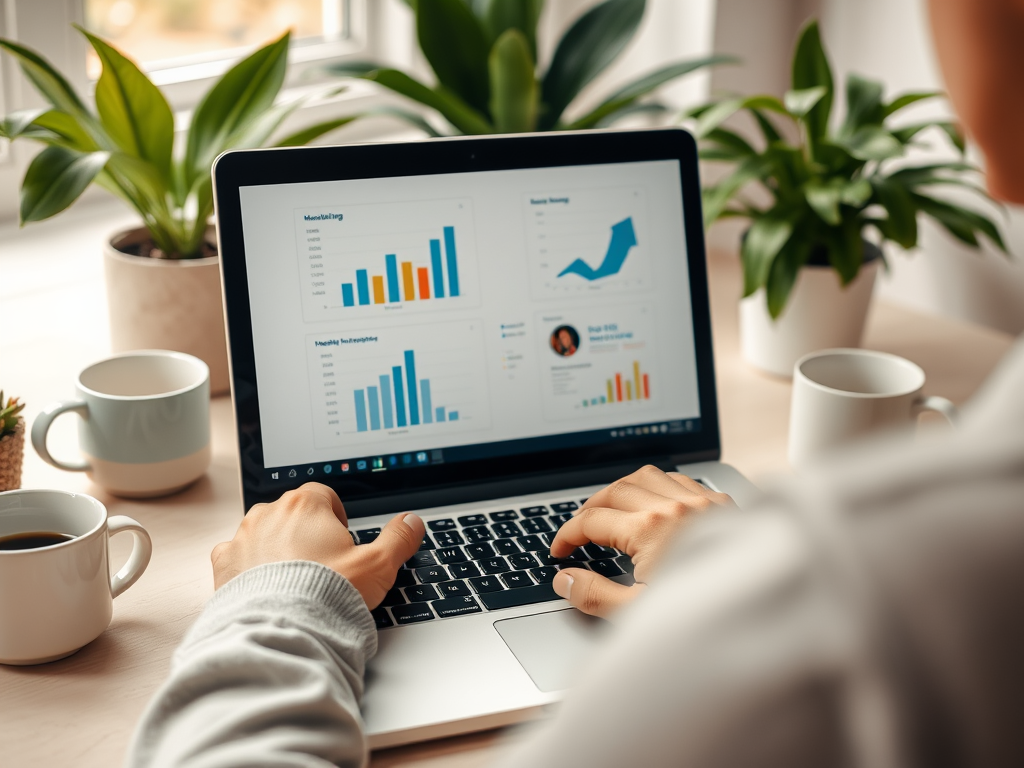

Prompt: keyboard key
[
  {"left": 469, "top": 575, "right": 505, "bottom": 594},
  {"left": 355, "top": 528, "right": 381, "bottom": 544},
  {"left": 407, "top": 551, "right": 437, "bottom": 569},
  {"left": 381, "top": 588, "right": 405, "bottom": 607},
  {"left": 584, "top": 543, "right": 617, "bottom": 560},
  {"left": 490, "top": 510, "right": 519, "bottom": 521},
  {"left": 458, "top": 514, "right": 488, "bottom": 527},
  {"left": 392, "top": 603, "right": 434, "bottom": 624},
  {"left": 404, "top": 584, "right": 440, "bottom": 602},
  {"left": 464, "top": 526, "right": 494, "bottom": 543},
  {"left": 371, "top": 608, "right": 393, "bottom": 629},
  {"left": 530, "top": 566, "right": 558, "bottom": 584},
  {"left": 521, "top": 517, "right": 552, "bottom": 534},
  {"left": 492, "top": 521, "right": 523, "bottom": 539},
  {"left": 437, "top": 580, "right": 472, "bottom": 597},
  {"left": 588, "top": 559, "right": 625, "bottom": 578},
  {"left": 464, "top": 542, "right": 495, "bottom": 560},
  {"left": 508, "top": 553, "right": 538, "bottom": 570},
  {"left": 520, "top": 505, "right": 549, "bottom": 517},
  {"left": 540, "top": 532, "right": 555, "bottom": 546},
  {"left": 418, "top": 534, "right": 435, "bottom": 551},
  {"left": 534, "top": 551, "right": 561, "bottom": 566},
  {"left": 517, "top": 535, "right": 546, "bottom": 552},
  {"left": 432, "top": 596, "right": 482, "bottom": 618},
  {"left": 549, "top": 513, "right": 572, "bottom": 529},
  {"left": 449, "top": 561, "right": 481, "bottom": 579},
  {"left": 501, "top": 570, "right": 534, "bottom": 589},
  {"left": 493, "top": 538, "right": 520, "bottom": 556},
  {"left": 427, "top": 518, "right": 456, "bottom": 531},
  {"left": 433, "top": 530, "right": 465, "bottom": 547},
  {"left": 415, "top": 565, "right": 450, "bottom": 583},
  {"left": 394, "top": 569, "right": 416, "bottom": 588},
  {"left": 551, "top": 502, "right": 579, "bottom": 513},
  {"left": 565, "top": 547, "right": 590, "bottom": 562},
  {"left": 479, "top": 557, "right": 510, "bottom": 574},
  {"left": 435, "top": 546, "right": 468, "bottom": 564},
  {"left": 615, "top": 555, "right": 635, "bottom": 575},
  {"left": 479, "top": 584, "right": 559, "bottom": 610}
]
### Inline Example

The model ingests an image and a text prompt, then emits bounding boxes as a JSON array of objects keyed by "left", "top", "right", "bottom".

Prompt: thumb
[
  {"left": 370, "top": 513, "right": 425, "bottom": 571},
  {"left": 553, "top": 567, "right": 642, "bottom": 619}
]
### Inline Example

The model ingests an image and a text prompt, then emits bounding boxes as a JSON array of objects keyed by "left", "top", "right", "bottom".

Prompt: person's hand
[
  {"left": 211, "top": 483, "right": 424, "bottom": 609},
  {"left": 550, "top": 466, "right": 734, "bottom": 618}
]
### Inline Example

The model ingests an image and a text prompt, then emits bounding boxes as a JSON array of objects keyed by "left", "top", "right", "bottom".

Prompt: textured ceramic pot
[
  {"left": 740, "top": 242, "right": 882, "bottom": 378},
  {"left": 104, "top": 227, "right": 229, "bottom": 395}
]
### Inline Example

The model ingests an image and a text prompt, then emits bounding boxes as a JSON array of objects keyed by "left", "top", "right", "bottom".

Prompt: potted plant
[
  {"left": 0, "top": 392, "right": 26, "bottom": 492},
  {"left": 325, "top": 0, "right": 732, "bottom": 135},
  {"left": 691, "top": 20, "right": 1005, "bottom": 377},
  {"left": 0, "top": 29, "right": 351, "bottom": 394}
]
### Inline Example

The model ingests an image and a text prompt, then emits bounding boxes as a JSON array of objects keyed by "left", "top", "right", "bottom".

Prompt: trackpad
[{"left": 493, "top": 609, "right": 607, "bottom": 692}]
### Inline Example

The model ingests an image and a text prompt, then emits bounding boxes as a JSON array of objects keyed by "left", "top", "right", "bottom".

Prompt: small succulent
[{"left": 0, "top": 391, "right": 25, "bottom": 437}]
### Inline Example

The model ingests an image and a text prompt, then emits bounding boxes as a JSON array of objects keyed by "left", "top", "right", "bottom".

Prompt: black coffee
[{"left": 0, "top": 531, "right": 76, "bottom": 551}]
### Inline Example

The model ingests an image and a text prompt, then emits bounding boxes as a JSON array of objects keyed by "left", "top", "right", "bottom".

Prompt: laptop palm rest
[{"left": 493, "top": 609, "right": 607, "bottom": 692}]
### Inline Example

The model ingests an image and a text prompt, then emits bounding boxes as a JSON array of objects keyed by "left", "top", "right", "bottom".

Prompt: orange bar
[
  {"left": 417, "top": 267, "right": 431, "bottom": 299},
  {"left": 615, "top": 373, "right": 623, "bottom": 402},
  {"left": 402, "top": 262, "right": 415, "bottom": 301},
  {"left": 372, "top": 275, "right": 385, "bottom": 304},
  {"left": 643, "top": 373, "right": 650, "bottom": 399}
]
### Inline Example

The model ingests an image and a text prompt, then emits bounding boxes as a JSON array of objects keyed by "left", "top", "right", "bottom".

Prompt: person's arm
[{"left": 125, "top": 484, "right": 424, "bottom": 768}]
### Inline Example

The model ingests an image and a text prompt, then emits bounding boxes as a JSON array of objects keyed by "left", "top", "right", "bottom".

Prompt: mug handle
[
  {"left": 107, "top": 516, "right": 153, "bottom": 598},
  {"left": 913, "top": 395, "right": 958, "bottom": 425},
  {"left": 31, "top": 400, "right": 91, "bottom": 472}
]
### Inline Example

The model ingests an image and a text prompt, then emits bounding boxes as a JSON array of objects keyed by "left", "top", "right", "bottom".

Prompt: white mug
[
  {"left": 789, "top": 348, "right": 957, "bottom": 466},
  {"left": 0, "top": 489, "right": 152, "bottom": 665},
  {"left": 32, "top": 350, "right": 211, "bottom": 498}
]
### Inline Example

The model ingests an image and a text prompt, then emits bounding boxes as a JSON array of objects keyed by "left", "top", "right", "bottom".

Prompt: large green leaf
[
  {"left": 911, "top": 192, "right": 1007, "bottom": 251},
  {"left": 373, "top": 69, "right": 493, "bottom": 134},
  {"left": 481, "top": 0, "right": 544, "bottom": 58},
  {"left": 872, "top": 177, "right": 918, "bottom": 248},
  {"left": 741, "top": 212, "right": 794, "bottom": 296},
  {"left": 841, "top": 73, "right": 884, "bottom": 136},
  {"left": 20, "top": 145, "right": 110, "bottom": 223},
  {"left": 693, "top": 94, "right": 788, "bottom": 139},
  {"left": 417, "top": 0, "right": 492, "bottom": 114},
  {"left": 804, "top": 178, "right": 843, "bottom": 225},
  {"left": 702, "top": 154, "right": 772, "bottom": 226},
  {"left": 78, "top": 28, "right": 174, "bottom": 184},
  {"left": 488, "top": 29, "right": 538, "bottom": 132},
  {"left": 790, "top": 20, "right": 833, "bottom": 144},
  {"left": 703, "top": 127, "right": 757, "bottom": 159},
  {"left": 185, "top": 31, "right": 290, "bottom": 183},
  {"left": 836, "top": 126, "right": 903, "bottom": 161},
  {"left": 784, "top": 86, "right": 827, "bottom": 118},
  {"left": 274, "top": 117, "right": 356, "bottom": 147},
  {"left": 540, "top": 0, "right": 645, "bottom": 130},
  {"left": 32, "top": 111, "right": 99, "bottom": 151},
  {"left": 824, "top": 213, "right": 866, "bottom": 283},
  {"left": 883, "top": 90, "right": 940, "bottom": 118},
  {"left": 887, "top": 162, "right": 976, "bottom": 187},
  {"left": 0, "top": 39, "right": 93, "bottom": 122},
  {"left": 891, "top": 120, "right": 966, "bottom": 153},
  {"left": 765, "top": 235, "right": 812, "bottom": 318}
]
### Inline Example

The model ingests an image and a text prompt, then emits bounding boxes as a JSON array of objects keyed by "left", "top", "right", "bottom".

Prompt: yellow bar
[
  {"left": 402, "top": 262, "right": 415, "bottom": 301},
  {"left": 606, "top": 380, "right": 614, "bottom": 404},
  {"left": 626, "top": 381, "right": 633, "bottom": 401},
  {"left": 372, "top": 275, "right": 385, "bottom": 304},
  {"left": 633, "top": 361, "right": 641, "bottom": 400}
]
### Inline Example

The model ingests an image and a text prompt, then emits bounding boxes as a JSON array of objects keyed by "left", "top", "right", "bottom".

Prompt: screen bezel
[{"left": 213, "top": 128, "right": 720, "bottom": 514}]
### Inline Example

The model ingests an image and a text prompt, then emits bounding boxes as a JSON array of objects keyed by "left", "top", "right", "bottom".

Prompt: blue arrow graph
[{"left": 557, "top": 217, "right": 637, "bottom": 281}]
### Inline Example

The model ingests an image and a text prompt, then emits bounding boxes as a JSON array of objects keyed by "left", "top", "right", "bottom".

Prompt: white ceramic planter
[
  {"left": 103, "top": 228, "right": 230, "bottom": 395},
  {"left": 740, "top": 257, "right": 880, "bottom": 378}
]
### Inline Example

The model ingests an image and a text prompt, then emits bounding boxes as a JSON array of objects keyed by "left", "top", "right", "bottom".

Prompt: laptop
[{"left": 212, "top": 127, "right": 759, "bottom": 748}]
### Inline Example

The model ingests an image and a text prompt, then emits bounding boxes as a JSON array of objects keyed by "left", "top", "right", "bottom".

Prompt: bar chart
[
  {"left": 580, "top": 361, "right": 651, "bottom": 408},
  {"left": 352, "top": 349, "right": 462, "bottom": 433}
]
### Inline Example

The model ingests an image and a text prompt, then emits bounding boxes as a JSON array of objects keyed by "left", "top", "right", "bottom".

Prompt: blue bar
[
  {"left": 436, "top": 406, "right": 446, "bottom": 422},
  {"left": 354, "top": 390, "right": 368, "bottom": 432},
  {"left": 404, "top": 350, "right": 419, "bottom": 426},
  {"left": 342, "top": 284, "right": 354, "bottom": 307},
  {"left": 379, "top": 375, "right": 394, "bottom": 429},
  {"left": 443, "top": 226, "right": 460, "bottom": 297},
  {"left": 385, "top": 254, "right": 399, "bottom": 303},
  {"left": 430, "top": 239, "right": 445, "bottom": 298},
  {"left": 367, "top": 386, "right": 381, "bottom": 431},
  {"left": 449, "top": 410, "right": 459, "bottom": 421},
  {"left": 392, "top": 366, "right": 407, "bottom": 427},
  {"left": 420, "top": 380, "right": 433, "bottom": 424},
  {"left": 356, "top": 270, "right": 370, "bottom": 305}
]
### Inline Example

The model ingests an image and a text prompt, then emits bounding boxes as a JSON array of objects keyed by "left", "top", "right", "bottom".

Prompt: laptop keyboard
[{"left": 352, "top": 499, "right": 634, "bottom": 629}]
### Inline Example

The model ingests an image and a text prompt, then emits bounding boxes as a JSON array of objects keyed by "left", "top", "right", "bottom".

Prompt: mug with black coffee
[{"left": 0, "top": 489, "right": 152, "bottom": 665}]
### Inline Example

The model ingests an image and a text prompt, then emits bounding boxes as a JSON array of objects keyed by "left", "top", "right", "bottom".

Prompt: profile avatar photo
[{"left": 550, "top": 325, "right": 580, "bottom": 357}]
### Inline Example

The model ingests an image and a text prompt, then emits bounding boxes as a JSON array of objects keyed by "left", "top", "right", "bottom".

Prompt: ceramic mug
[
  {"left": 32, "top": 350, "right": 211, "bottom": 498},
  {"left": 789, "top": 348, "right": 958, "bottom": 466},
  {"left": 0, "top": 489, "right": 152, "bottom": 665}
]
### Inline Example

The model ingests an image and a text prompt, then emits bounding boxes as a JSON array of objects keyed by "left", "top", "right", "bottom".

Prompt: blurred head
[{"left": 927, "top": 0, "right": 1024, "bottom": 203}]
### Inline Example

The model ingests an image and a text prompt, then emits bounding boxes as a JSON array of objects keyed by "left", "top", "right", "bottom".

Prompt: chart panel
[
  {"left": 523, "top": 186, "right": 652, "bottom": 300},
  {"left": 305, "top": 320, "right": 491, "bottom": 450},
  {"left": 296, "top": 198, "right": 479, "bottom": 322}
]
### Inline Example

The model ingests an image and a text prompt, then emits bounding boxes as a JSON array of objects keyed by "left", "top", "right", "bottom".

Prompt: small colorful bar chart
[
  {"left": 352, "top": 349, "right": 460, "bottom": 433},
  {"left": 582, "top": 361, "right": 650, "bottom": 408},
  {"left": 341, "top": 226, "right": 461, "bottom": 308}
]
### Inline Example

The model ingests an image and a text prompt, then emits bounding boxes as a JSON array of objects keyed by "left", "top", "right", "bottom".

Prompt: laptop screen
[{"left": 238, "top": 159, "right": 701, "bottom": 481}]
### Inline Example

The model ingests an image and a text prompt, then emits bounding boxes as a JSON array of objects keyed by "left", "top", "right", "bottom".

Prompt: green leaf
[
  {"left": 804, "top": 178, "right": 843, "bottom": 225},
  {"left": 891, "top": 120, "right": 966, "bottom": 154},
  {"left": 346, "top": 106, "right": 445, "bottom": 137},
  {"left": 883, "top": 90, "right": 940, "bottom": 118},
  {"left": 765, "top": 236, "right": 812, "bottom": 318},
  {"left": 790, "top": 20, "right": 833, "bottom": 142},
  {"left": 887, "top": 162, "right": 977, "bottom": 187},
  {"left": 594, "top": 101, "right": 668, "bottom": 128},
  {"left": 0, "top": 108, "right": 46, "bottom": 139},
  {"left": 417, "top": 0, "right": 492, "bottom": 114},
  {"left": 704, "top": 127, "right": 757, "bottom": 158},
  {"left": 540, "top": 0, "right": 646, "bottom": 130},
  {"left": 784, "top": 86, "right": 827, "bottom": 118},
  {"left": 32, "top": 111, "right": 99, "bottom": 151},
  {"left": 365, "top": 69, "right": 494, "bottom": 134},
  {"left": 837, "top": 126, "right": 903, "bottom": 161},
  {"left": 702, "top": 154, "right": 772, "bottom": 227},
  {"left": 872, "top": 177, "right": 918, "bottom": 248},
  {"left": 481, "top": 0, "right": 544, "bottom": 58},
  {"left": 841, "top": 178, "right": 873, "bottom": 207},
  {"left": 488, "top": 29, "right": 538, "bottom": 132},
  {"left": 825, "top": 214, "right": 866, "bottom": 284},
  {"left": 841, "top": 73, "right": 884, "bottom": 136},
  {"left": 185, "top": 31, "right": 290, "bottom": 183},
  {"left": 273, "top": 117, "right": 356, "bottom": 147},
  {"left": 741, "top": 213, "right": 794, "bottom": 296},
  {"left": 751, "top": 107, "right": 783, "bottom": 143},
  {"left": 0, "top": 38, "right": 94, "bottom": 123},
  {"left": 911, "top": 192, "right": 1007, "bottom": 252},
  {"left": 77, "top": 27, "right": 174, "bottom": 184},
  {"left": 20, "top": 145, "right": 110, "bottom": 223}
]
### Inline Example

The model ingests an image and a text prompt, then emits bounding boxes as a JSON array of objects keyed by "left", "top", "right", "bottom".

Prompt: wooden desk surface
[{"left": 0, "top": 243, "right": 1013, "bottom": 768}]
